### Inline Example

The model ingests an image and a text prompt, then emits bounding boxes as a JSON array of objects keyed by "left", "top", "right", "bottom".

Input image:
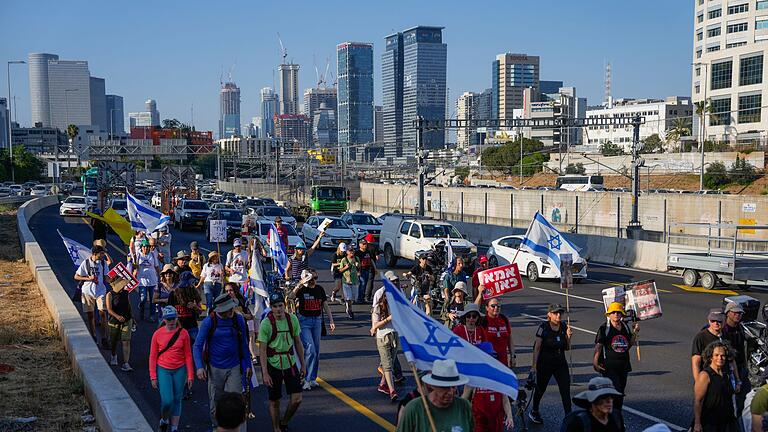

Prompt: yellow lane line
[
  {"left": 658, "top": 289, "right": 673, "bottom": 293},
  {"left": 672, "top": 284, "right": 737, "bottom": 295},
  {"left": 316, "top": 377, "right": 396, "bottom": 432}
]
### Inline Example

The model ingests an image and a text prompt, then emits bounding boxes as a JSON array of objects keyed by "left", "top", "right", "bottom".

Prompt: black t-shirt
[
  {"left": 332, "top": 252, "right": 345, "bottom": 276},
  {"left": 692, "top": 329, "right": 728, "bottom": 374},
  {"left": 168, "top": 290, "right": 199, "bottom": 330},
  {"left": 596, "top": 322, "right": 632, "bottom": 372},
  {"left": 722, "top": 323, "right": 746, "bottom": 367},
  {"left": 409, "top": 264, "right": 434, "bottom": 293},
  {"left": 564, "top": 411, "right": 623, "bottom": 432},
  {"left": 297, "top": 284, "right": 328, "bottom": 317},
  {"left": 107, "top": 290, "right": 132, "bottom": 324},
  {"left": 536, "top": 322, "right": 569, "bottom": 363},
  {"left": 356, "top": 250, "right": 375, "bottom": 270}
]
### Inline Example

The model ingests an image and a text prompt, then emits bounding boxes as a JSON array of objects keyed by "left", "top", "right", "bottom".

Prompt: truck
[
  {"left": 666, "top": 222, "right": 768, "bottom": 290},
  {"left": 379, "top": 215, "right": 477, "bottom": 268},
  {"left": 310, "top": 185, "right": 349, "bottom": 214}
]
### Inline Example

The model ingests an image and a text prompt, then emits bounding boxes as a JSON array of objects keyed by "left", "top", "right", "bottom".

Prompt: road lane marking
[
  {"left": 528, "top": 286, "right": 603, "bottom": 304},
  {"left": 672, "top": 284, "right": 737, "bottom": 295},
  {"left": 657, "top": 289, "right": 672, "bottom": 293},
  {"left": 520, "top": 313, "right": 686, "bottom": 431},
  {"left": 589, "top": 262, "right": 675, "bottom": 278},
  {"left": 316, "top": 377, "right": 395, "bottom": 431}
]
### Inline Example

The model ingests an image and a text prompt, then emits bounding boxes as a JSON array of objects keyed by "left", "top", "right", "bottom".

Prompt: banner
[
  {"left": 626, "top": 280, "right": 663, "bottom": 321},
  {"left": 108, "top": 262, "right": 139, "bottom": 292},
  {"left": 209, "top": 220, "right": 227, "bottom": 243},
  {"left": 560, "top": 253, "right": 573, "bottom": 291},
  {"left": 480, "top": 263, "right": 524, "bottom": 300}
]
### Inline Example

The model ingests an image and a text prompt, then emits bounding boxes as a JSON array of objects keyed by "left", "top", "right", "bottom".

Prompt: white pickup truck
[{"left": 379, "top": 215, "right": 477, "bottom": 267}]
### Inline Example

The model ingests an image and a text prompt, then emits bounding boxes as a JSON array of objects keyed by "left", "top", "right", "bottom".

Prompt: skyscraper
[
  {"left": 106, "top": 95, "right": 124, "bottom": 136},
  {"left": 382, "top": 26, "right": 447, "bottom": 159},
  {"left": 493, "top": 53, "right": 540, "bottom": 123},
  {"left": 47, "top": 60, "right": 92, "bottom": 131},
  {"left": 303, "top": 87, "right": 337, "bottom": 119},
  {"left": 220, "top": 81, "right": 241, "bottom": 138},
  {"left": 28, "top": 53, "right": 59, "bottom": 127},
  {"left": 373, "top": 105, "right": 383, "bottom": 143},
  {"left": 337, "top": 42, "right": 374, "bottom": 151},
  {"left": 456, "top": 89, "right": 493, "bottom": 149},
  {"left": 146, "top": 99, "right": 160, "bottom": 126},
  {"left": 89, "top": 76, "right": 107, "bottom": 132},
  {"left": 260, "top": 87, "right": 279, "bottom": 137},
  {"left": 313, "top": 102, "right": 338, "bottom": 147},
  {"left": 278, "top": 64, "right": 300, "bottom": 115},
  {"left": 128, "top": 99, "right": 160, "bottom": 128}
]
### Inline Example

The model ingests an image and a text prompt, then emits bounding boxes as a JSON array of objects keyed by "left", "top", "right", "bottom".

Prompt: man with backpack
[
  {"left": 561, "top": 376, "right": 624, "bottom": 432},
  {"left": 74, "top": 245, "right": 110, "bottom": 348},
  {"left": 258, "top": 292, "right": 306, "bottom": 432},
  {"left": 193, "top": 293, "right": 252, "bottom": 430}
]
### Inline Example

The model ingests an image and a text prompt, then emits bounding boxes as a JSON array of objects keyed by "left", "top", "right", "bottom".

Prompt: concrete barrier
[{"left": 17, "top": 197, "right": 152, "bottom": 432}]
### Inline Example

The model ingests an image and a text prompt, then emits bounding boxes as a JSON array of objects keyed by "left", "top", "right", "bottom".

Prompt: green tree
[
  {"left": 640, "top": 133, "right": 664, "bottom": 154},
  {"left": 600, "top": 141, "right": 624, "bottom": 156},
  {"left": 518, "top": 152, "right": 550, "bottom": 176},
  {"left": 481, "top": 137, "right": 544, "bottom": 175},
  {"left": 728, "top": 156, "right": 757, "bottom": 185},
  {"left": 704, "top": 140, "right": 730, "bottom": 152},
  {"left": 454, "top": 166, "right": 469, "bottom": 179},
  {"left": 695, "top": 99, "right": 716, "bottom": 149},
  {"left": 703, "top": 161, "right": 729, "bottom": 189},
  {"left": 564, "top": 163, "right": 586, "bottom": 175},
  {"left": 666, "top": 117, "right": 691, "bottom": 151},
  {"left": 191, "top": 153, "right": 216, "bottom": 178}
]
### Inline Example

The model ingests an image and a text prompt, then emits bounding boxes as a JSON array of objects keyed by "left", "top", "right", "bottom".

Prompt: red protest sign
[
  {"left": 108, "top": 262, "right": 139, "bottom": 293},
  {"left": 480, "top": 263, "right": 524, "bottom": 300}
]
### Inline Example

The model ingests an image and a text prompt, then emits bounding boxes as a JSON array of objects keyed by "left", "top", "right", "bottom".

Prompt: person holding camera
[{"left": 593, "top": 302, "right": 639, "bottom": 423}]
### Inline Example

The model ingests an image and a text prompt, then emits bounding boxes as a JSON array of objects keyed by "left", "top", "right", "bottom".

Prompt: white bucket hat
[{"left": 421, "top": 359, "right": 469, "bottom": 387}]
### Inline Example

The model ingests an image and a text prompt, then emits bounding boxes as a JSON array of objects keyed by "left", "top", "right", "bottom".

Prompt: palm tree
[
  {"left": 694, "top": 99, "right": 716, "bottom": 150},
  {"left": 666, "top": 117, "right": 691, "bottom": 152}
]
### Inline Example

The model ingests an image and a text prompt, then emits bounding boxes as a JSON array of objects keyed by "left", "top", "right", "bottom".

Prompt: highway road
[{"left": 31, "top": 204, "right": 768, "bottom": 432}]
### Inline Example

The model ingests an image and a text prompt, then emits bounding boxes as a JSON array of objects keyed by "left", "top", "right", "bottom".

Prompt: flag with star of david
[
  {"left": 520, "top": 211, "right": 582, "bottom": 269},
  {"left": 57, "top": 230, "right": 91, "bottom": 267},
  {"left": 383, "top": 277, "right": 518, "bottom": 399}
]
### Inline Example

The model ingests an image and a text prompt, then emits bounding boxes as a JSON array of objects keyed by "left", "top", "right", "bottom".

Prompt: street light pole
[
  {"left": 694, "top": 62, "right": 708, "bottom": 190},
  {"left": 63, "top": 88, "right": 79, "bottom": 188},
  {"left": 7, "top": 60, "right": 26, "bottom": 183}
]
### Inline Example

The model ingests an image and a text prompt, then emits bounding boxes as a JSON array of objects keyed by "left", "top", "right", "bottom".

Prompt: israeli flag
[
  {"left": 383, "top": 277, "right": 518, "bottom": 399},
  {"left": 521, "top": 211, "right": 581, "bottom": 269},
  {"left": 58, "top": 230, "right": 91, "bottom": 267},
  {"left": 126, "top": 191, "right": 170, "bottom": 233},
  {"left": 268, "top": 223, "right": 288, "bottom": 275},
  {"left": 248, "top": 253, "right": 269, "bottom": 299}
]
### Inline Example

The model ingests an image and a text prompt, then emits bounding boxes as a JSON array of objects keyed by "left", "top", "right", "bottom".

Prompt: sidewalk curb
[{"left": 17, "top": 196, "right": 152, "bottom": 432}]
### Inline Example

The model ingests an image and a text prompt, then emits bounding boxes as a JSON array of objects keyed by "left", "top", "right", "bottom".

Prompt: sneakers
[
  {"left": 389, "top": 391, "right": 399, "bottom": 403},
  {"left": 528, "top": 411, "right": 543, "bottom": 425},
  {"left": 329, "top": 293, "right": 336, "bottom": 303},
  {"left": 121, "top": 363, "right": 133, "bottom": 372},
  {"left": 309, "top": 379, "right": 319, "bottom": 388},
  {"left": 302, "top": 381, "right": 312, "bottom": 391},
  {"left": 377, "top": 382, "right": 390, "bottom": 395},
  {"left": 158, "top": 419, "right": 169, "bottom": 432},
  {"left": 110, "top": 355, "right": 118, "bottom": 366}
]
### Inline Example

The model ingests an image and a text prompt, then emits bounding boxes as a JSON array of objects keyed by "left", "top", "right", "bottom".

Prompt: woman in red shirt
[
  {"left": 149, "top": 306, "right": 194, "bottom": 432},
  {"left": 452, "top": 303, "right": 488, "bottom": 346}
]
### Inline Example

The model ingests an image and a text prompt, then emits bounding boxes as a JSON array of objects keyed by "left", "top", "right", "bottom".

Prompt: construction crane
[{"left": 277, "top": 33, "right": 287, "bottom": 64}]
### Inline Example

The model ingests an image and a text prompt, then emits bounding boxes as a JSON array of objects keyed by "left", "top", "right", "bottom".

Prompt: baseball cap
[
  {"left": 708, "top": 308, "right": 725, "bottom": 322},
  {"left": 478, "top": 255, "right": 488, "bottom": 264},
  {"left": 339, "top": 242, "right": 348, "bottom": 252},
  {"left": 162, "top": 306, "right": 177, "bottom": 320},
  {"left": 189, "top": 241, "right": 199, "bottom": 250},
  {"left": 384, "top": 270, "right": 399, "bottom": 282},
  {"left": 725, "top": 302, "right": 745, "bottom": 314},
  {"left": 233, "top": 238, "right": 242, "bottom": 247},
  {"left": 269, "top": 292, "right": 285, "bottom": 305},
  {"left": 548, "top": 303, "right": 566, "bottom": 314}
]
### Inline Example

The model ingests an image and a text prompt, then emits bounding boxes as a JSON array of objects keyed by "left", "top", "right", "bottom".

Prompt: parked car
[
  {"left": 252, "top": 206, "right": 296, "bottom": 227},
  {"left": 0, "top": 187, "right": 12, "bottom": 198},
  {"left": 59, "top": 195, "right": 89, "bottom": 217},
  {"left": 62, "top": 180, "right": 75, "bottom": 193},
  {"left": 301, "top": 215, "right": 356, "bottom": 249},
  {"left": 31, "top": 185, "right": 50, "bottom": 197},
  {"left": 379, "top": 215, "right": 477, "bottom": 267},
  {"left": 109, "top": 199, "right": 128, "bottom": 218},
  {"left": 9, "top": 184, "right": 24, "bottom": 196},
  {"left": 341, "top": 210, "right": 383, "bottom": 242},
  {"left": 205, "top": 209, "right": 243, "bottom": 242},
  {"left": 486, "top": 235, "right": 588, "bottom": 282},
  {"left": 172, "top": 199, "right": 211, "bottom": 231}
]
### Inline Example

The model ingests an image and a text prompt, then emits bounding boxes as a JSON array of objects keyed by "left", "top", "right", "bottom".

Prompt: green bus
[
  {"left": 310, "top": 185, "right": 349, "bottom": 214},
  {"left": 81, "top": 167, "right": 98, "bottom": 195}
]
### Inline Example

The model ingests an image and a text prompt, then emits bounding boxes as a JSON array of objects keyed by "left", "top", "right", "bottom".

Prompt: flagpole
[
  {"left": 512, "top": 211, "right": 538, "bottom": 263},
  {"left": 410, "top": 362, "right": 438, "bottom": 432}
]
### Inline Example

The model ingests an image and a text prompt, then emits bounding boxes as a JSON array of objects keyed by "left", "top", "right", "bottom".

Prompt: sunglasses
[
  {"left": 710, "top": 320, "right": 723, "bottom": 324},
  {"left": 488, "top": 304, "right": 500, "bottom": 309},
  {"left": 466, "top": 314, "right": 480, "bottom": 320}
]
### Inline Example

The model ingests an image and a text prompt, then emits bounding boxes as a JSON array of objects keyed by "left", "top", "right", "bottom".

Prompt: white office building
[
  {"left": 693, "top": 0, "right": 768, "bottom": 143},
  {"left": 128, "top": 99, "right": 160, "bottom": 128},
  {"left": 47, "top": 60, "right": 92, "bottom": 131},
  {"left": 584, "top": 97, "right": 693, "bottom": 151},
  {"left": 28, "top": 53, "right": 59, "bottom": 127}
]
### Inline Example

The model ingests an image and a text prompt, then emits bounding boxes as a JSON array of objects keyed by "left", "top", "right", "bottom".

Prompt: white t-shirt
[
  {"left": 135, "top": 250, "right": 159, "bottom": 287},
  {"left": 201, "top": 263, "right": 224, "bottom": 284},
  {"left": 226, "top": 249, "right": 249, "bottom": 282},
  {"left": 76, "top": 257, "right": 108, "bottom": 298}
]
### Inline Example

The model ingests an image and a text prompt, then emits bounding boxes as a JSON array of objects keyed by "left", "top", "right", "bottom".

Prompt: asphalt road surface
[{"left": 33, "top": 204, "right": 768, "bottom": 432}]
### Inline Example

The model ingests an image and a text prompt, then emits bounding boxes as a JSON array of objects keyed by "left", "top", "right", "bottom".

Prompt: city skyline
[{"left": 1, "top": 0, "right": 693, "bottom": 136}]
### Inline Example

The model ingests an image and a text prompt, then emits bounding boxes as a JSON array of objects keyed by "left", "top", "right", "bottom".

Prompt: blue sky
[{"left": 1, "top": 0, "right": 693, "bottom": 135}]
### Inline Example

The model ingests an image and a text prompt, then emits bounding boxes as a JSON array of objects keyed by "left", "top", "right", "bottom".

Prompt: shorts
[
  {"left": 266, "top": 364, "right": 302, "bottom": 401},
  {"left": 108, "top": 319, "right": 132, "bottom": 342},
  {"left": 376, "top": 332, "right": 399, "bottom": 372},
  {"left": 342, "top": 284, "right": 355, "bottom": 301},
  {"left": 82, "top": 294, "right": 105, "bottom": 312}
]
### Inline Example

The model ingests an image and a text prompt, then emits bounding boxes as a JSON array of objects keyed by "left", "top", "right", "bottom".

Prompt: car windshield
[
  {"left": 184, "top": 201, "right": 209, "bottom": 210},
  {"left": 316, "top": 187, "right": 346, "bottom": 200},
  {"left": 67, "top": 197, "right": 86, "bottom": 204},
  {"left": 349, "top": 214, "right": 380, "bottom": 225},
  {"left": 219, "top": 210, "right": 242, "bottom": 221},
  {"left": 110, "top": 200, "right": 126, "bottom": 210},
  {"left": 260, "top": 223, "right": 298, "bottom": 236},
  {"left": 262, "top": 207, "right": 290, "bottom": 217},
  {"left": 326, "top": 219, "right": 349, "bottom": 229},
  {"left": 259, "top": 199, "right": 277, "bottom": 206},
  {"left": 421, "top": 224, "right": 462, "bottom": 239}
]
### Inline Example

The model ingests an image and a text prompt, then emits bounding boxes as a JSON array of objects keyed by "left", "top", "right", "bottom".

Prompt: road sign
[
  {"left": 209, "top": 220, "right": 227, "bottom": 243},
  {"left": 480, "top": 263, "right": 524, "bottom": 300}
]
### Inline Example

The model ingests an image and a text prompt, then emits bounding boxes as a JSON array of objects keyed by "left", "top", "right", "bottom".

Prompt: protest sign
[
  {"left": 209, "top": 220, "right": 227, "bottom": 243},
  {"left": 108, "top": 262, "right": 139, "bottom": 292},
  {"left": 318, "top": 218, "right": 333, "bottom": 232},
  {"left": 560, "top": 253, "right": 573, "bottom": 291},
  {"left": 601, "top": 286, "right": 627, "bottom": 312},
  {"left": 480, "top": 263, "right": 524, "bottom": 300},
  {"left": 625, "top": 280, "right": 662, "bottom": 321}
]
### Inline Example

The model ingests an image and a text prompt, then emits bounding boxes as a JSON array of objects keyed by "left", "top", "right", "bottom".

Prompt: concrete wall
[
  {"left": 546, "top": 151, "right": 765, "bottom": 174},
  {"left": 17, "top": 197, "right": 152, "bottom": 432}
]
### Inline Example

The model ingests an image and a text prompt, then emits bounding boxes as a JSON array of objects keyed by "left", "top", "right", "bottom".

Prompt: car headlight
[
  {"left": 539, "top": 257, "right": 549, "bottom": 264},
  {"left": 470, "top": 245, "right": 477, "bottom": 254}
]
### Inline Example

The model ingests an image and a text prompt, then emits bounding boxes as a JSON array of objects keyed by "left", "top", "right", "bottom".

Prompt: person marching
[
  {"left": 225, "top": 238, "right": 249, "bottom": 290},
  {"left": 561, "top": 376, "right": 624, "bottom": 432},
  {"left": 371, "top": 285, "right": 400, "bottom": 402},
  {"left": 168, "top": 271, "right": 203, "bottom": 344},
  {"left": 356, "top": 238, "right": 377, "bottom": 304},
  {"left": 258, "top": 292, "right": 306, "bottom": 432},
  {"left": 722, "top": 302, "right": 750, "bottom": 417},
  {"left": 189, "top": 241, "right": 204, "bottom": 280},
  {"left": 530, "top": 303, "right": 573, "bottom": 425},
  {"left": 338, "top": 244, "right": 360, "bottom": 318},
  {"left": 149, "top": 306, "right": 194, "bottom": 432},
  {"left": 404, "top": 253, "right": 435, "bottom": 316},
  {"left": 154, "top": 264, "right": 178, "bottom": 323},
  {"left": 105, "top": 275, "right": 134, "bottom": 371},
  {"left": 693, "top": 341, "right": 739, "bottom": 432},
  {"left": 442, "top": 257, "right": 468, "bottom": 302},
  {"left": 74, "top": 245, "right": 110, "bottom": 348},
  {"left": 465, "top": 342, "right": 515, "bottom": 432},
  {"left": 593, "top": 301, "right": 639, "bottom": 423},
  {"left": 478, "top": 297, "right": 516, "bottom": 368},
  {"left": 329, "top": 242, "right": 347, "bottom": 304},
  {"left": 284, "top": 233, "right": 324, "bottom": 283},
  {"left": 197, "top": 251, "right": 224, "bottom": 313},
  {"left": 452, "top": 303, "right": 488, "bottom": 346},
  {"left": 471, "top": 255, "right": 490, "bottom": 300},
  {"left": 441, "top": 281, "right": 469, "bottom": 329},
  {"left": 134, "top": 239, "right": 161, "bottom": 321}
]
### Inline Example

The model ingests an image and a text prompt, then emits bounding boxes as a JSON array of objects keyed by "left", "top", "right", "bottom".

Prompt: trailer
[{"left": 667, "top": 222, "right": 768, "bottom": 290}]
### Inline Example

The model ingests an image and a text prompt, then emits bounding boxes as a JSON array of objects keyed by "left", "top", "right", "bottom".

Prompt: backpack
[
  {"left": 560, "top": 409, "right": 622, "bottom": 432},
  {"left": 202, "top": 313, "right": 244, "bottom": 365},
  {"left": 265, "top": 311, "right": 295, "bottom": 358}
]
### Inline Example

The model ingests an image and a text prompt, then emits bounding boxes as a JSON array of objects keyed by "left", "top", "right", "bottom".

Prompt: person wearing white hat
[
  {"left": 329, "top": 242, "right": 347, "bottom": 304},
  {"left": 561, "top": 376, "right": 623, "bottom": 432},
  {"left": 225, "top": 238, "right": 249, "bottom": 290},
  {"left": 397, "top": 359, "right": 473, "bottom": 432},
  {"left": 441, "top": 281, "right": 469, "bottom": 329}
]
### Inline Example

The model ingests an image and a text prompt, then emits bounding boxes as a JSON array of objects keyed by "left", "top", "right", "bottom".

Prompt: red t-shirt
[
  {"left": 484, "top": 315, "right": 511, "bottom": 365},
  {"left": 472, "top": 388, "right": 505, "bottom": 432},
  {"left": 452, "top": 324, "right": 488, "bottom": 346}
]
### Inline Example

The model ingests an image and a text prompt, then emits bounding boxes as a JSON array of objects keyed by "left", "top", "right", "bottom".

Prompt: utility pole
[
  {"left": 274, "top": 139, "right": 280, "bottom": 201},
  {"left": 417, "top": 116, "right": 425, "bottom": 217},
  {"left": 627, "top": 115, "right": 644, "bottom": 239}
]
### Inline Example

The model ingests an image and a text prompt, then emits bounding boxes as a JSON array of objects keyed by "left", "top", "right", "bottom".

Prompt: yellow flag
[{"left": 86, "top": 208, "right": 134, "bottom": 246}]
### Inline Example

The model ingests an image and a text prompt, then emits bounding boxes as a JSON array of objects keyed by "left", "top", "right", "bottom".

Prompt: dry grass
[{"left": 0, "top": 210, "right": 87, "bottom": 431}]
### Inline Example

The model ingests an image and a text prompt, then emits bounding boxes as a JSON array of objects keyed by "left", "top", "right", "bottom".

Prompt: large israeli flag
[
  {"left": 58, "top": 230, "right": 91, "bottom": 267},
  {"left": 248, "top": 253, "right": 269, "bottom": 299},
  {"left": 383, "top": 277, "right": 518, "bottom": 399},
  {"left": 521, "top": 211, "right": 581, "bottom": 269},
  {"left": 268, "top": 223, "right": 288, "bottom": 276},
  {"left": 126, "top": 191, "right": 170, "bottom": 233}
]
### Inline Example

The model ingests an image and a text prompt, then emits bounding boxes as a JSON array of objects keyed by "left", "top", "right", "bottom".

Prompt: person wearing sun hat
[
  {"left": 452, "top": 303, "right": 488, "bottom": 346},
  {"left": 225, "top": 237, "right": 249, "bottom": 289},
  {"left": 134, "top": 238, "right": 161, "bottom": 321},
  {"left": 196, "top": 251, "right": 224, "bottom": 312},
  {"left": 561, "top": 376, "right": 623, "bottom": 431},
  {"left": 397, "top": 359, "right": 473, "bottom": 432},
  {"left": 153, "top": 264, "right": 179, "bottom": 324},
  {"left": 593, "top": 301, "right": 639, "bottom": 423}
]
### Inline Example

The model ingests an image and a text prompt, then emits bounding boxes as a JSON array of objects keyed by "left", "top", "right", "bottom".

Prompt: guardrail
[{"left": 17, "top": 197, "right": 152, "bottom": 432}]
